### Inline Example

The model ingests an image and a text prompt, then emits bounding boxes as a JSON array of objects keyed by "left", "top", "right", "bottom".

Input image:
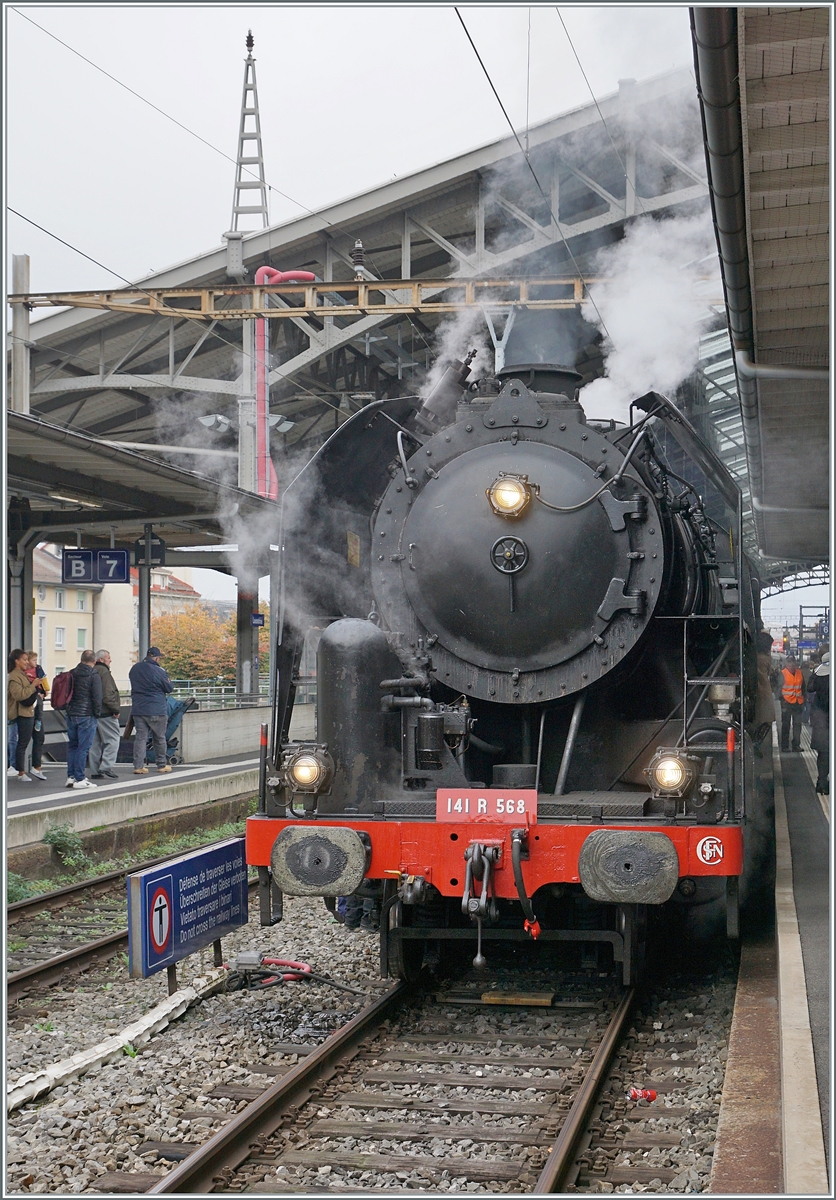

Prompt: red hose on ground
[
  {"left": 262, "top": 957, "right": 313, "bottom": 982},
  {"left": 253, "top": 266, "right": 316, "bottom": 498}
]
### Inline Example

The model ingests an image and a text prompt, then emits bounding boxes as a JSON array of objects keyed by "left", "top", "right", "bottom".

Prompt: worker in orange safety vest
[{"left": 780, "top": 655, "right": 804, "bottom": 753}]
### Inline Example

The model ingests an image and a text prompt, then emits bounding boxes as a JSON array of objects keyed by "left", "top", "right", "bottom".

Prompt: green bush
[
  {"left": 7, "top": 873, "right": 31, "bottom": 903},
  {"left": 43, "top": 823, "right": 90, "bottom": 869}
]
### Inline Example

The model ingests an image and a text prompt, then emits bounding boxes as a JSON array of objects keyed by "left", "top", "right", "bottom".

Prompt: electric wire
[
  {"left": 453, "top": 7, "right": 611, "bottom": 339},
  {"left": 8, "top": 209, "right": 360, "bottom": 431},
  {"left": 553, "top": 7, "right": 647, "bottom": 216},
  {"left": 10, "top": 0, "right": 433, "bottom": 363}
]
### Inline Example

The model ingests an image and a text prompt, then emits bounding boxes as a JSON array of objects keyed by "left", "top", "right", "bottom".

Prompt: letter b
[{"left": 71, "top": 559, "right": 86, "bottom": 578}]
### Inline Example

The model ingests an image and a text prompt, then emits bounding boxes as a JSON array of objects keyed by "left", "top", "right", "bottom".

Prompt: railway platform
[{"left": 5, "top": 705, "right": 316, "bottom": 854}]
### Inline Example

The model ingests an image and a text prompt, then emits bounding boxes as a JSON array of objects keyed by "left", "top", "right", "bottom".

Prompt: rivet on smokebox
[{"left": 628, "top": 1087, "right": 657, "bottom": 1103}]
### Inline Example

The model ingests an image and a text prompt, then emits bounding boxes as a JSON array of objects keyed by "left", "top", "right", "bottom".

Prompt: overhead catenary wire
[
  {"left": 453, "top": 7, "right": 611, "bottom": 341},
  {"left": 9, "top": 0, "right": 428, "bottom": 351},
  {"left": 8, "top": 208, "right": 365, "bottom": 429},
  {"left": 553, "top": 7, "right": 647, "bottom": 217}
]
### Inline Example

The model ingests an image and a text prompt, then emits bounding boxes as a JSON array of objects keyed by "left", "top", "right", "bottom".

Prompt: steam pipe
[
  {"left": 254, "top": 266, "right": 316, "bottom": 499},
  {"left": 554, "top": 691, "right": 586, "bottom": 796}
]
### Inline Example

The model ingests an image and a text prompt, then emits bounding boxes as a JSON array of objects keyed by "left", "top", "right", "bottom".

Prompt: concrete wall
[
  {"left": 178, "top": 701, "right": 315, "bottom": 762},
  {"left": 179, "top": 706, "right": 271, "bottom": 761}
]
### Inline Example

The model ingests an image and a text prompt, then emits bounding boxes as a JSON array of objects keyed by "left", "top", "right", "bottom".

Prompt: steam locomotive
[{"left": 247, "top": 351, "right": 771, "bottom": 983}]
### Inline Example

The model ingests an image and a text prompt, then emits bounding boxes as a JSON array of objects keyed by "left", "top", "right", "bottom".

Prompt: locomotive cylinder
[{"left": 316, "top": 618, "right": 401, "bottom": 813}]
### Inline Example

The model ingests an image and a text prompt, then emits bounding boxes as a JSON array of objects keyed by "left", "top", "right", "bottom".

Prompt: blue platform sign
[
  {"left": 797, "top": 639, "right": 817, "bottom": 650},
  {"left": 251, "top": 612, "right": 265, "bottom": 627},
  {"left": 96, "top": 549, "right": 129, "bottom": 583},
  {"left": 62, "top": 549, "right": 93, "bottom": 583},
  {"left": 127, "top": 838, "right": 248, "bottom": 978},
  {"left": 62, "top": 548, "right": 130, "bottom": 583}
]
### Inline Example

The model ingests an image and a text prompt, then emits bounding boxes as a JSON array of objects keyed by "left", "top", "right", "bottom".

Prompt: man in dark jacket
[
  {"left": 89, "top": 650, "right": 122, "bottom": 779},
  {"left": 129, "top": 646, "right": 173, "bottom": 774},
  {"left": 65, "top": 650, "right": 103, "bottom": 789}
]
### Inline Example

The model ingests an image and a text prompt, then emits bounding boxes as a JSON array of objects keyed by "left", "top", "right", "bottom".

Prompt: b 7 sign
[{"left": 436, "top": 789, "right": 537, "bottom": 823}]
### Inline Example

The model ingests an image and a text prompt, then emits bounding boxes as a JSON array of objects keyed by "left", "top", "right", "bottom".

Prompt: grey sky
[{"left": 7, "top": 4, "right": 696, "bottom": 294}]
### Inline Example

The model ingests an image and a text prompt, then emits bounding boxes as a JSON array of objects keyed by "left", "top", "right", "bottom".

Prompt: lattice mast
[{"left": 231, "top": 31, "right": 269, "bottom": 231}]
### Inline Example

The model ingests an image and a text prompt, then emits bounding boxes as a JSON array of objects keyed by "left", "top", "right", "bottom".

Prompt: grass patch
[
  {"left": 23, "top": 812, "right": 252, "bottom": 897},
  {"left": 7, "top": 873, "right": 32, "bottom": 903}
]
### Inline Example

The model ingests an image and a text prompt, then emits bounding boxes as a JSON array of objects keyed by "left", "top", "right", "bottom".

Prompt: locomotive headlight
[
  {"left": 291, "top": 755, "right": 321, "bottom": 787},
  {"left": 283, "top": 745, "right": 334, "bottom": 794},
  {"left": 487, "top": 473, "right": 531, "bottom": 518},
  {"left": 644, "top": 750, "right": 697, "bottom": 798},
  {"left": 653, "top": 757, "right": 686, "bottom": 791}
]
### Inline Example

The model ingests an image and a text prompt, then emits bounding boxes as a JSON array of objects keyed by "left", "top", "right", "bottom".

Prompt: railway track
[
  {"left": 123, "top": 967, "right": 636, "bottom": 1195},
  {"left": 7, "top": 845, "right": 255, "bottom": 1004}
]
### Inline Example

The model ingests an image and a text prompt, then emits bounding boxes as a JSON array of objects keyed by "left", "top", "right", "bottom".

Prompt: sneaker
[
  {"left": 65, "top": 778, "right": 75, "bottom": 788},
  {"left": 16, "top": 773, "right": 32, "bottom": 782},
  {"left": 102, "top": 770, "right": 118, "bottom": 779},
  {"left": 359, "top": 915, "right": 380, "bottom": 933},
  {"left": 73, "top": 778, "right": 98, "bottom": 789},
  {"left": 134, "top": 767, "right": 149, "bottom": 775},
  {"left": 157, "top": 765, "right": 173, "bottom": 774},
  {"left": 7, "top": 765, "right": 18, "bottom": 777},
  {"left": 30, "top": 769, "right": 47, "bottom": 781}
]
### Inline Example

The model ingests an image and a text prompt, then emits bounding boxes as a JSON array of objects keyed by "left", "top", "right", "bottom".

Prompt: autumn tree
[
  {"left": 150, "top": 606, "right": 236, "bottom": 680},
  {"left": 150, "top": 603, "right": 270, "bottom": 682}
]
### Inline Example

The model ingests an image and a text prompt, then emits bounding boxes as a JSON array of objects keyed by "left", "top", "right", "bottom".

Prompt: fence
[{"left": 164, "top": 677, "right": 316, "bottom": 708}]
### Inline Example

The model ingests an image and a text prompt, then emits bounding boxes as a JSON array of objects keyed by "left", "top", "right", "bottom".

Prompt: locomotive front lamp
[
  {"left": 644, "top": 750, "right": 696, "bottom": 798},
  {"left": 487, "top": 473, "right": 532, "bottom": 518},
  {"left": 283, "top": 746, "right": 334, "bottom": 793}
]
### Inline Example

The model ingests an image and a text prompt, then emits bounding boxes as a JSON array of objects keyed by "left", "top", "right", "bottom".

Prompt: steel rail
[
  {"left": 8, "top": 871, "right": 258, "bottom": 1003},
  {"left": 148, "top": 982, "right": 407, "bottom": 1193},
  {"left": 534, "top": 986, "right": 636, "bottom": 1192},
  {"left": 8, "top": 845, "right": 239, "bottom": 922},
  {"left": 7, "top": 930, "right": 129, "bottom": 1003}
]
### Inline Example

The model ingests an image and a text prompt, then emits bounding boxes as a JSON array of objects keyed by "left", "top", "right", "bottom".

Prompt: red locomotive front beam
[{"left": 246, "top": 816, "right": 742, "bottom": 899}]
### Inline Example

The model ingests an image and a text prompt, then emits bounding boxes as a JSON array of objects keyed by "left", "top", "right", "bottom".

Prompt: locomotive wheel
[
  {"left": 386, "top": 900, "right": 426, "bottom": 983},
  {"left": 619, "top": 903, "right": 648, "bottom": 986}
]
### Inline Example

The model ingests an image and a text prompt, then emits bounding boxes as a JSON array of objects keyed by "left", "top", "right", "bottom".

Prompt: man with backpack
[
  {"left": 807, "top": 651, "right": 830, "bottom": 796},
  {"left": 55, "top": 650, "right": 102, "bottom": 789}
]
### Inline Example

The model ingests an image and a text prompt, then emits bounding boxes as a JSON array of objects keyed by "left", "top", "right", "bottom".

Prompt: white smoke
[{"left": 578, "top": 212, "right": 720, "bottom": 423}]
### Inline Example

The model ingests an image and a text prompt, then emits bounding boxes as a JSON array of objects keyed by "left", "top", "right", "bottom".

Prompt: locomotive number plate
[{"left": 436, "top": 789, "right": 538, "bottom": 824}]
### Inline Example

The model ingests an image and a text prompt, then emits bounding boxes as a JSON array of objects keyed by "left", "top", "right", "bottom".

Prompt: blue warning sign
[{"left": 127, "top": 839, "right": 248, "bottom": 978}]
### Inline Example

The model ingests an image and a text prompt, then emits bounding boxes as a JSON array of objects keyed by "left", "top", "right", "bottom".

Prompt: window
[
  {"left": 55, "top": 627, "right": 66, "bottom": 650},
  {"left": 37, "top": 586, "right": 46, "bottom": 603},
  {"left": 38, "top": 616, "right": 46, "bottom": 662},
  {"left": 77, "top": 592, "right": 86, "bottom": 611},
  {"left": 55, "top": 589, "right": 65, "bottom": 610},
  {"left": 77, "top": 628, "right": 87, "bottom": 650}
]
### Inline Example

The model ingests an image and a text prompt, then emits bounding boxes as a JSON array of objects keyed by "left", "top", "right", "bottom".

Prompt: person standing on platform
[
  {"left": 754, "top": 630, "right": 777, "bottom": 749},
  {"left": 89, "top": 650, "right": 122, "bottom": 779},
  {"left": 65, "top": 650, "right": 102, "bottom": 789},
  {"left": 7, "top": 649, "right": 40, "bottom": 781},
  {"left": 779, "top": 655, "right": 804, "bottom": 753},
  {"left": 807, "top": 651, "right": 830, "bottom": 795},
  {"left": 129, "top": 646, "right": 173, "bottom": 775},
  {"left": 24, "top": 651, "right": 49, "bottom": 781}
]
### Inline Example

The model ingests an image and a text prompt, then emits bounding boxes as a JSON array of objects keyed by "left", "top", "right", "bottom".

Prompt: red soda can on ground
[{"left": 629, "top": 1087, "right": 657, "bottom": 1102}]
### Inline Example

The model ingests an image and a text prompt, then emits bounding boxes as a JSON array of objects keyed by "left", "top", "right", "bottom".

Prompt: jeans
[
  {"left": 90, "top": 714, "right": 121, "bottom": 772},
  {"left": 780, "top": 701, "right": 803, "bottom": 751},
  {"left": 67, "top": 715, "right": 98, "bottom": 781},
  {"left": 133, "top": 713, "right": 167, "bottom": 768},
  {"left": 8, "top": 720, "right": 18, "bottom": 768},
  {"left": 14, "top": 716, "right": 34, "bottom": 773}
]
